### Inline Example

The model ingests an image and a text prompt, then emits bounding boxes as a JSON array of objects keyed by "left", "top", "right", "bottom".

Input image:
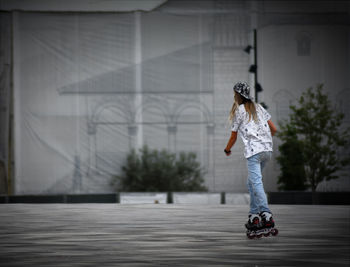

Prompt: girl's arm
[
  {"left": 224, "top": 131, "right": 237, "bottom": 156},
  {"left": 268, "top": 120, "right": 277, "bottom": 136}
]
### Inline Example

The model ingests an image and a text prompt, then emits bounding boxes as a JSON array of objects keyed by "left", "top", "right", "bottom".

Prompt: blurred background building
[{"left": 0, "top": 0, "right": 349, "bottom": 195}]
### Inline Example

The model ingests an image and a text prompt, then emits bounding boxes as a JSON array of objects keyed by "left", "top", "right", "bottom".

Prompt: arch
[
  {"left": 174, "top": 102, "right": 212, "bottom": 179},
  {"left": 91, "top": 103, "right": 131, "bottom": 175},
  {"left": 174, "top": 102, "right": 212, "bottom": 124},
  {"left": 134, "top": 102, "right": 169, "bottom": 124},
  {"left": 91, "top": 102, "right": 131, "bottom": 124}
]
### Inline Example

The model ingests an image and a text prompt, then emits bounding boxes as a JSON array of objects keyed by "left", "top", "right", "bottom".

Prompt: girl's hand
[
  {"left": 224, "top": 131, "right": 237, "bottom": 156},
  {"left": 268, "top": 120, "right": 277, "bottom": 136}
]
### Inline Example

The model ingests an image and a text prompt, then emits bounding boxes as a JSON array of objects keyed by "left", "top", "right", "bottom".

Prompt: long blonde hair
[{"left": 229, "top": 92, "right": 258, "bottom": 123}]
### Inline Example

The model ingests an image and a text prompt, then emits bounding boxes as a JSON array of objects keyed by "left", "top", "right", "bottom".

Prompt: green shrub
[
  {"left": 276, "top": 124, "right": 307, "bottom": 191},
  {"left": 277, "top": 84, "right": 349, "bottom": 192},
  {"left": 111, "top": 145, "right": 207, "bottom": 192}
]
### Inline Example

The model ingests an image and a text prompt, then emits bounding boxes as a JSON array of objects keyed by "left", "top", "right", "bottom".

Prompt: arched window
[
  {"left": 295, "top": 31, "right": 312, "bottom": 56},
  {"left": 93, "top": 105, "right": 130, "bottom": 175},
  {"left": 175, "top": 103, "right": 211, "bottom": 174},
  {"left": 138, "top": 105, "right": 169, "bottom": 151}
]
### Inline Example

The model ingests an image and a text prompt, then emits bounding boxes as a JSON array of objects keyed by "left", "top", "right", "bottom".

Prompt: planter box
[
  {"left": 5, "top": 195, "right": 65, "bottom": 203},
  {"left": 1, "top": 192, "right": 349, "bottom": 205},
  {"left": 66, "top": 194, "right": 118, "bottom": 203},
  {"left": 268, "top": 192, "right": 350, "bottom": 205},
  {"left": 120, "top": 193, "right": 167, "bottom": 204},
  {"left": 173, "top": 193, "right": 221, "bottom": 204}
]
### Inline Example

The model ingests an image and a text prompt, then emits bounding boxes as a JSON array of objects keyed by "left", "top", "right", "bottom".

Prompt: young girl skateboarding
[{"left": 224, "top": 81, "right": 278, "bottom": 238}]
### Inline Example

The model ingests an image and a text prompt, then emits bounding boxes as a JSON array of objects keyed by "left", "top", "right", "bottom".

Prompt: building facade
[{"left": 0, "top": 0, "right": 349, "bottom": 194}]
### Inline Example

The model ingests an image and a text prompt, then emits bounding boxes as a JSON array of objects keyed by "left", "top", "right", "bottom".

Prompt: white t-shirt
[{"left": 231, "top": 104, "right": 273, "bottom": 158}]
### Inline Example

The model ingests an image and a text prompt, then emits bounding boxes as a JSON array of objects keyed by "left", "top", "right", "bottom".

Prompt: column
[
  {"left": 134, "top": 11, "right": 143, "bottom": 150},
  {"left": 87, "top": 121, "right": 97, "bottom": 175},
  {"left": 167, "top": 124, "right": 177, "bottom": 152},
  {"left": 206, "top": 123, "right": 215, "bottom": 191},
  {"left": 128, "top": 124, "right": 138, "bottom": 150}
]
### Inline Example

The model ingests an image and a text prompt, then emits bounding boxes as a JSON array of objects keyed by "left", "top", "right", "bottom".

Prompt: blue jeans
[{"left": 246, "top": 151, "right": 272, "bottom": 214}]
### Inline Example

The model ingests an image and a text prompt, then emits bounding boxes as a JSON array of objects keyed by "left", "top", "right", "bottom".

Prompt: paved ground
[{"left": 0, "top": 204, "right": 349, "bottom": 266}]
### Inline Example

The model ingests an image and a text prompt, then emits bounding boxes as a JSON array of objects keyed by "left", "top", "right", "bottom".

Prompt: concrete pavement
[{"left": 0, "top": 204, "right": 349, "bottom": 266}]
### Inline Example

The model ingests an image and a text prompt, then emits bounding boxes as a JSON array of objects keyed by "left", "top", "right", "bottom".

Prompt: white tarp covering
[
  {"left": 12, "top": 6, "right": 235, "bottom": 194},
  {"left": 4, "top": 0, "right": 349, "bottom": 195},
  {"left": 0, "top": 0, "right": 167, "bottom": 12}
]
